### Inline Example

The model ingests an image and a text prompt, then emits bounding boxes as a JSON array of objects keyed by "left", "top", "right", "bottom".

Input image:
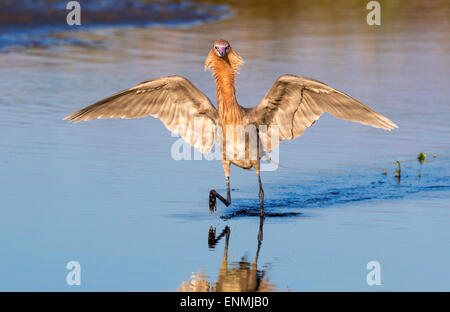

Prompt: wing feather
[
  {"left": 249, "top": 74, "right": 397, "bottom": 151},
  {"left": 63, "top": 75, "right": 218, "bottom": 154}
]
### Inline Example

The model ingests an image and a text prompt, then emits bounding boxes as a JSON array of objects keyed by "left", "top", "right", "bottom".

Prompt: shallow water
[{"left": 0, "top": 1, "right": 449, "bottom": 291}]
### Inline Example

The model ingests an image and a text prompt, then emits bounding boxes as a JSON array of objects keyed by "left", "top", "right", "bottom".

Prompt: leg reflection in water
[{"left": 178, "top": 216, "right": 275, "bottom": 292}]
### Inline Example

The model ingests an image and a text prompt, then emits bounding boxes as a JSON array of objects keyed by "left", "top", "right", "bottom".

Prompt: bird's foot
[{"left": 209, "top": 189, "right": 217, "bottom": 213}]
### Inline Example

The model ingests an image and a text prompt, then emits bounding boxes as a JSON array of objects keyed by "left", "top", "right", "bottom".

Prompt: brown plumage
[{"left": 64, "top": 39, "right": 398, "bottom": 216}]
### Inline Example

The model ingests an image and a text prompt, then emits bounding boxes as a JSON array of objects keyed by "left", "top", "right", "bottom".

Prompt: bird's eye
[
  {"left": 215, "top": 46, "right": 218, "bottom": 50},
  {"left": 226, "top": 46, "right": 229, "bottom": 50}
]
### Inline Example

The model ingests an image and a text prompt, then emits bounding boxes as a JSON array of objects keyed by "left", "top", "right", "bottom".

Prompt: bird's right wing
[
  {"left": 64, "top": 75, "right": 218, "bottom": 154},
  {"left": 248, "top": 74, "right": 398, "bottom": 151}
]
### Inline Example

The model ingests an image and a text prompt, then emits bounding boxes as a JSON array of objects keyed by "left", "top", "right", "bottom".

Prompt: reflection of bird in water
[
  {"left": 64, "top": 39, "right": 398, "bottom": 216},
  {"left": 178, "top": 216, "right": 275, "bottom": 292}
]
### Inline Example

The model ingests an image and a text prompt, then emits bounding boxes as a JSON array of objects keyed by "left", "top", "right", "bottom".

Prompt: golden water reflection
[{"left": 178, "top": 216, "right": 275, "bottom": 292}]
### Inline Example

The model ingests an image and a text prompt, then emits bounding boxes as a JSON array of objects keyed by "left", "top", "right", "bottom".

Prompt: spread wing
[
  {"left": 63, "top": 75, "right": 218, "bottom": 154},
  {"left": 248, "top": 74, "right": 398, "bottom": 151}
]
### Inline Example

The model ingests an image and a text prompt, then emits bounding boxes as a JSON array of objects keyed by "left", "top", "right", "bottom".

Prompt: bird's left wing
[
  {"left": 64, "top": 75, "right": 218, "bottom": 154},
  {"left": 248, "top": 74, "right": 398, "bottom": 151}
]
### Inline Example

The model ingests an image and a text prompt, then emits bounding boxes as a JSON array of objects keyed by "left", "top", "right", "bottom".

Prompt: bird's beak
[{"left": 217, "top": 47, "right": 226, "bottom": 57}]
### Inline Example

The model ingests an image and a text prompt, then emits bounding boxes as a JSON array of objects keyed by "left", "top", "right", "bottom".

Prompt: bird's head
[
  {"left": 205, "top": 39, "right": 243, "bottom": 73},
  {"left": 213, "top": 39, "right": 231, "bottom": 58}
]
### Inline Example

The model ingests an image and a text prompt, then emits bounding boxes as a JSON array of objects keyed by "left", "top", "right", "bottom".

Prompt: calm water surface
[{"left": 0, "top": 1, "right": 449, "bottom": 291}]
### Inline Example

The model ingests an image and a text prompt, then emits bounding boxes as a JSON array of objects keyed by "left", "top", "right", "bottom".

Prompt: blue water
[
  {"left": 0, "top": 0, "right": 230, "bottom": 51},
  {"left": 0, "top": 1, "right": 449, "bottom": 291}
]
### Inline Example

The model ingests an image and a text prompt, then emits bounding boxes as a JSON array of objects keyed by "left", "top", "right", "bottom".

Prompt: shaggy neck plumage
[{"left": 205, "top": 49, "right": 244, "bottom": 127}]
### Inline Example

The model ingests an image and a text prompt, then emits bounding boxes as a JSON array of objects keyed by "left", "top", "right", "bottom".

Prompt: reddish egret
[{"left": 64, "top": 39, "right": 398, "bottom": 216}]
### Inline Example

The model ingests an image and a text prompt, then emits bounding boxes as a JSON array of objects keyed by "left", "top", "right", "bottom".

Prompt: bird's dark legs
[
  {"left": 257, "top": 170, "right": 264, "bottom": 216},
  {"left": 209, "top": 161, "right": 232, "bottom": 213},
  {"left": 209, "top": 177, "right": 231, "bottom": 213},
  {"left": 226, "top": 176, "right": 231, "bottom": 203}
]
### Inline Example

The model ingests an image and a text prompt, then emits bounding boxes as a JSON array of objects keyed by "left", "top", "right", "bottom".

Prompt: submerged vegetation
[
  {"left": 417, "top": 152, "right": 427, "bottom": 178},
  {"left": 381, "top": 153, "right": 437, "bottom": 181},
  {"left": 417, "top": 152, "right": 427, "bottom": 164},
  {"left": 394, "top": 160, "right": 402, "bottom": 181}
]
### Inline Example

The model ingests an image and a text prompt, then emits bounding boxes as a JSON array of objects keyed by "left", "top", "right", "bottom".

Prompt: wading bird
[{"left": 64, "top": 39, "right": 398, "bottom": 216}]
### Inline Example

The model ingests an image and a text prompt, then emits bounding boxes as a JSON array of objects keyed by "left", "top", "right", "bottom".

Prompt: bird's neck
[
  {"left": 214, "top": 64, "right": 242, "bottom": 126},
  {"left": 206, "top": 52, "right": 244, "bottom": 126}
]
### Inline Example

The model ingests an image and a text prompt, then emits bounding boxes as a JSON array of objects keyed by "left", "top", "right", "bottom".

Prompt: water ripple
[{"left": 220, "top": 162, "right": 450, "bottom": 219}]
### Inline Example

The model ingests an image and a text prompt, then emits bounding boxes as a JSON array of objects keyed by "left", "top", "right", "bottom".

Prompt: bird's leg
[
  {"left": 209, "top": 162, "right": 232, "bottom": 213},
  {"left": 256, "top": 170, "right": 264, "bottom": 216},
  {"left": 209, "top": 178, "right": 231, "bottom": 212},
  {"left": 209, "top": 188, "right": 229, "bottom": 212}
]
